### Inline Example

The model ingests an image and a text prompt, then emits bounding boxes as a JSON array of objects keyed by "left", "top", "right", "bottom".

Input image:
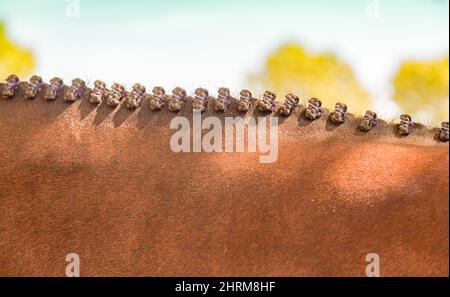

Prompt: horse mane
[{"left": 0, "top": 81, "right": 447, "bottom": 148}]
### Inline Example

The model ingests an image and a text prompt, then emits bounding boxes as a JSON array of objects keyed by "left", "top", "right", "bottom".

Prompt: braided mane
[{"left": 0, "top": 80, "right": 448, "bottom": 147}]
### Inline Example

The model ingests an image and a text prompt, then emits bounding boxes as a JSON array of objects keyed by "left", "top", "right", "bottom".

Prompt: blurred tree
[
  {"left": 248, "top": 43, "right": 371, "bottom": 113},
  {"left": 392, "top": 56, "right": 449, "bottom": 123},
  {"left": 0, "top": 22, "right": 35, "bottom": 79}
]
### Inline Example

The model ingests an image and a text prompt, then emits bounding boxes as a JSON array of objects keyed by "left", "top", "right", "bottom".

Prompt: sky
[{"left": 0, "top": 0, "right": 448, "bottom": 119}]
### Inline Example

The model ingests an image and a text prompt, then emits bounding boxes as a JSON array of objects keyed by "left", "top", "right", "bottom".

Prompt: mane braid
[{"left": 0, "top": 76, "right": 449, "bottom": 145}]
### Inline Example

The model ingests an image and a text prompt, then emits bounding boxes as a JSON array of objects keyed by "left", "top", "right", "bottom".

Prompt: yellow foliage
[
  {"left": 392, "top": 57, "right": 449, "bottom": 123},
  {"left": 0, "top": 22, "right": 35, "bottom": 79},
  {"left": 249, "top": 43, "right": 371, "bottom": 114}
]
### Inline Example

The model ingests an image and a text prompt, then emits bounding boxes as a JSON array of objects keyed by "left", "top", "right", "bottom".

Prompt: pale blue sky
[{"left": 0, "top": 0, "right": 448, "bottom": 119}]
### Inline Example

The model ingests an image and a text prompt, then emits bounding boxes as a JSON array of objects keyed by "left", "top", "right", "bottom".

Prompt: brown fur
[{"left": 0, "top": 86, "right": 448, "bottom": 277}]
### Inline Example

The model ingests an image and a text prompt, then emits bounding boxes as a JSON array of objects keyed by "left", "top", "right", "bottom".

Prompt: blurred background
[{"left": 0, "top": 0, "right": 448, "bottom": 123}]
